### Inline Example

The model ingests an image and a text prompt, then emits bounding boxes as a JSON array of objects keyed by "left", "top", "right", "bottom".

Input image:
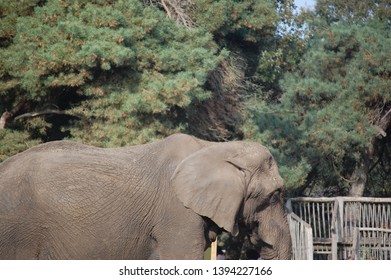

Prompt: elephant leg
[
  {"left": 154, "top": 217, "right": 207, "bottom": 260},
  {"left": 157, "top": 234, "right": 206, "bottom": 259},
  {"left": 147, "top": 251, "right": 160, "bottom": 260},
  {"left": 145, "top": 238, "right": 160, "bottom": 260}
]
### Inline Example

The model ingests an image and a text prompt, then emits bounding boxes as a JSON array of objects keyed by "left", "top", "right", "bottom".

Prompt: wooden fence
[
  {"left": 287, "top": 212, "right": 313, "bottom": 260},
  {"left": 352, "top": 228, "right": 391, "bottom": 260},
  {"left": 286, "top": 197, "right": 391, "bottom": 260}
]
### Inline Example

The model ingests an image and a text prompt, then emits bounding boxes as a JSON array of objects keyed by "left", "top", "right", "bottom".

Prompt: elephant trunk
[{"left": 257, "top": 214, "right": 292, "bottom": 260}]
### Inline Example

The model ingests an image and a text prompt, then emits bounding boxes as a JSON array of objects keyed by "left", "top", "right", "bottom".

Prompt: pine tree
[
  {"left": 0, "top": 0, "right": 280, "bottom": 160},
  {"left": 247, "top": 2, "right": 391, "bottom": 196},
  {"left": 0, "top": 0, "right": 222, "bottom": 150}
]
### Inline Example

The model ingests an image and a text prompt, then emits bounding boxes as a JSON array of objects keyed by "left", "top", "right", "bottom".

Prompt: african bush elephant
[{"left": 0, "top": 133, "right": 291, "bottom": 259}]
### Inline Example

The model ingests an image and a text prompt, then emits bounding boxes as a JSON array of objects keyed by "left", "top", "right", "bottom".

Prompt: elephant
[{"left": 0, "top": 133, "right": 291, "bottom": 259}]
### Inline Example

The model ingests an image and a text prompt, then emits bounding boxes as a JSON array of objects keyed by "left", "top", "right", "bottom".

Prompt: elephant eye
[
  {"left": 270, "top": 189, "right": 281, "bottom": 204},
  {"left": 268, "top": 156, "right": 274, "bottom": 169}
]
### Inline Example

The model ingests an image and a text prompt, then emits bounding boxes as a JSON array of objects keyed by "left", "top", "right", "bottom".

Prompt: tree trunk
[
  {"left": 349, "top": 108, "right": 391, "bottom": 196},
  {"left": 0, "top": 112, "right": 11, "bottom": 129},
  {"left": 349, "top": 158, "right": 369, "bottom": 197},
  {"left": 0, "top": 100, "right": 26, "bottom": 129}
]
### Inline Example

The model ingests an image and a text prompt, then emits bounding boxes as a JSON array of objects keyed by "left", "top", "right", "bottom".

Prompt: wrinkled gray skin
[{"left": 0, "top": 134, "right": 291, "bottom": 260}]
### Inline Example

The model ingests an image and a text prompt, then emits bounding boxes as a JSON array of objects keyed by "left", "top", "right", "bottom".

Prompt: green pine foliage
[
  {"left": 0, "top": 0, "right": 224, "bottom": 148},
  {"left": 1, "top": 0, "right": 280, "bottom": 154},
  {"left": 315, "top": 0, "right": 391, "bottom": 24},
  {"left": 0, "top": 129, "right": 40, "bottom": 162},
  {"left": 1, "top": 0, "right": 389, "bottom": 197},
  {"left": 247, "top": 16, "right": 391, "bottom": 195},
  {"left": 191, "top": 0, "right": 278, "bottom": 42}
]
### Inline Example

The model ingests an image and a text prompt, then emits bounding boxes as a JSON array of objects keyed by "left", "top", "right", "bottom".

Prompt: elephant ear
[{"left": 171, "top": 144, "right": 246, "bottom": 236}]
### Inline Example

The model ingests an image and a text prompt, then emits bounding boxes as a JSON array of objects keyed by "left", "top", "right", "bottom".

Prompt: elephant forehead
[
  {"left": 241, "top": 142, "right": 271, "bottom": 158},
  {"left": 248, "top": 171, "right": 283, "bottom": 191},
  {"left": 228, "top": 142, "right": 274, "bottom": 168},
  {"left": 247, "top": 162, "right": 284, "bottom": 195}
]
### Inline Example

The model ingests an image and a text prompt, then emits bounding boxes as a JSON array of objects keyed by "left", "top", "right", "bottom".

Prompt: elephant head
[{"left": 171, "top": 141, "right": 292, "bottom": 260}]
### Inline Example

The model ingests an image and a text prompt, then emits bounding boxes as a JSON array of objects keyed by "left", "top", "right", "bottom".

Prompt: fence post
[
  {"left": 286, "top": 199, "right": 293, "bottom": 213},
  {"left": 351, "top": 227, "right": 360, "bottom": 260},
  {"left": 305, "top": 225, "right": 314, "bottom": 260},
  {"left": 287, "top": 212, "right": 314, "bottom": 260},
  {"left": 335, "top": 197, "right": 344, "bottom": 242},
  {"left": 331, "top": 198, "right": 340, "bottom": 259},
  {"left": 210, "top": 240, "right": 217, "bottom": 260}
]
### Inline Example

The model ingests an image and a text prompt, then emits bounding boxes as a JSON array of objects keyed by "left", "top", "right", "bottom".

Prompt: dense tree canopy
[
  {"left": 246, "top": 1, "right": 391, "bottom": 197},
  {"left": 0, "top": 0, "right": 278, "bottom": 148},
  {"left": 1, "top": 0, "right": 390, "bottom": 198},
  {"left": 1, "top": 0, "right": 224, "bottom": 147}
]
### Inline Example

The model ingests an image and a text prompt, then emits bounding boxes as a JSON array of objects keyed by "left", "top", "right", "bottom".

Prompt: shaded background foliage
[{"left": 1, "top": 0, "right": 390, "bottom": 258}]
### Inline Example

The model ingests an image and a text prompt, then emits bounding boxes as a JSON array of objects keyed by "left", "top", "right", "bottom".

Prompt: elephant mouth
[
  {"left": 246, "top": 224, "right": 289, "bottom": 260},
  {"left": 259, "top": 242, "right": 278, "bottom": 260},
  {"left": 248, "top": 236, "right": 278, "bottom": 260}
]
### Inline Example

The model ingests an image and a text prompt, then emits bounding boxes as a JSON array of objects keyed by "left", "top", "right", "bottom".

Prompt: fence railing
[
  {"left": 286, "top": 197, "right": 391, "bottom": 260},
  {"left": 351, "top": 228, "right": 391, "bottom": 260},
  {"left": 286, "top": 197, "right": 338, "bottom": 259},
  {"left": 287, "top": 212, "right": 313, "bottom": 260}
]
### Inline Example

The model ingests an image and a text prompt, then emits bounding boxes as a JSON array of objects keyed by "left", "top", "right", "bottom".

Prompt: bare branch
[
  {"left": 161, "top": 0, "right": 172, "bottom": 19},
  {"left": 14, "top": 110, "right": 76, "bottom": 121},
  {"left": 374, "top": 125, "right": 386, "bottom": 137},
  {"left": 144, "top": 0, "right": 195, "bottom": 28},
  {"left": 379, "top": 107, "right": 391, "bottom": 129},
  {"left": 167, "top": 0, "right": 195, "bottom": 28},
  {"left": 375, "top": 107, "right": 391, "bottom": 138}
]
